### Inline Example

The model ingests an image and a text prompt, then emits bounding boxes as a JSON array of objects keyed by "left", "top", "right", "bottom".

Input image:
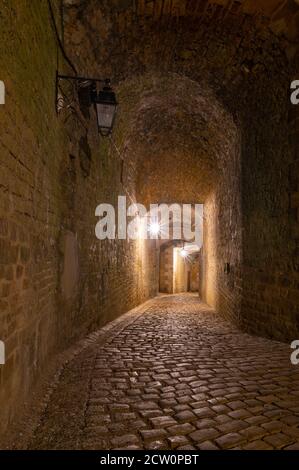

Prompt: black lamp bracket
[
  {"left": 56, "top": 73, "right": 111, "bottom": 113},
  {"left": 57, "top": 74, "right": 110, "bottom": 86},
  {"left": 56, "top": 73, "right": 117, "bottom": 136}
]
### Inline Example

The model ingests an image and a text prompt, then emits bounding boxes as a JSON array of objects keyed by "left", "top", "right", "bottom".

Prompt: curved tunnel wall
[
  {"left": 67, "top": 0, "right": 299, "bottom": 339},
  {"left": 0, "top": 2, "right": 159, "bottom": 434},
  {"left": 113, "top": 73, "right": 242, "bottom": 325}
]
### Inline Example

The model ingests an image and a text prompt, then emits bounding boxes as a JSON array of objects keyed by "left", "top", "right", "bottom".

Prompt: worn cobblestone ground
[{"left": 24, "top": 294, "right": 299, "bottom": 450}]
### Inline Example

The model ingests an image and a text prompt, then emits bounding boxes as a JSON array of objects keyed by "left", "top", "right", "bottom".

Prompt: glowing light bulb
[
  {"left": 181, "top": 249, "right": 187, "bottom": 258},
  {"left": 149, "top": 222, "right": 160, "bottom": 236}
]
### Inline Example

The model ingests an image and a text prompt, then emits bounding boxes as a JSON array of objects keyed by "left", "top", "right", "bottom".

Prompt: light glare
[
  {"left": 181, "top": 249, "right": 188, "bottom": 258},
  {"left": 149, "top": 222, "right": 160, "bottom": 236}
]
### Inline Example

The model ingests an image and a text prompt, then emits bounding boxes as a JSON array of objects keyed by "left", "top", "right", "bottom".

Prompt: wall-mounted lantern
[
  {"left": 57, "top": 74, "right": 118, "bottom": 136},
  {"left": 91, "top": 79, "right": 118, "bottom": 136}
]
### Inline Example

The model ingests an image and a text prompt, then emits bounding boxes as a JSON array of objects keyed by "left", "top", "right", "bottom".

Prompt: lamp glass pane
[{"left": 96, "top": 103, "right": 116, "bottom": 130}]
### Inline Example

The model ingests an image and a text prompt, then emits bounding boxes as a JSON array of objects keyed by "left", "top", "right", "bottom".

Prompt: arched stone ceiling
[
  {"left": 63, "top": 0, "right": 296, "bottom": 113},
  {"left": 62, "top": 0, "right": 296, "bottom": 205},
  {"left": 114, "top": 74, "right": 239, "bottom": 205},
  {"left": 64, "top": 0, "right": 299, "bottom": 79},
  {"left": 63, "top": 0, "right": 299, "bottom": 40}
]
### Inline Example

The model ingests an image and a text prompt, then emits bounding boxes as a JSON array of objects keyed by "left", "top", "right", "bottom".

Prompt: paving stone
[
  {"left": 140, "top": 429, "right": 167, "bottom": 441},
  {"left": 159, "top": 399, "right": 177, "bottom": 407},
  {"left": 193, "top": 407, "right": 216, "bottom": 418},
  {"left": 214, "top": 414, "right": 232, "bottom": 424},
  {"left": 215, "top": 433, "right": 246, "bottom": 449},
  {"left": 218, "top": 420, "right": 248, "bottom": 433},
  {"left": 129, "top": 419, "right": 147, "bottom": 430},
  {"left": 211, "top": 405, "right": 231, "bottom": 414},
  {"left": 139, "top": 410, "right": 163, "bottom": 418},
  {"left": 111, "top": 434, "right": 139, "bottom": 447},
  {"left": 168, "top": 435, "right": 190, "bottom": 449},
  {"left": 177, "top": 395, "right": 193, "bottom": 404},
  {"left": 114, "top": 412, "right": 137, "bottom": 421},
  {"left": 242, "top": 440, "right": 274, "bottom": 450},
  {"left": 227, "top": 401, "right": 245, "bottom": 410},
  {"left": 245, "top": 416, "right": 268, "bottom": 426},
  {"left": 264, "top": 433, "right": 293, "bottom": 449},
  {"left": 190, "top": 428, "right": 219, "bottom": 443},
  {"left": 240, "top": 426, "right": 267, "bottom": 441},
  {"left": 168, "top": 423, "right": 196, "bottom": 435},
  {"left": 145, "top": 440, "right": 168, "bottom": 450},
  {"left": 195, "top": 418, "right": 217, "bottom": 429},
  {"left": 175, "top": 410, "right": 197, "bottom": 422},
  {"left": 177, "top": 445, "right": 197, "bottom": 450},
  {"left": 284, "top": 443, "right": 299, "bottom": 450},
  {"left": 197, "top": 440, "right": 220, "bottom": 450},
  {"left": 134, "top": 401, "right": 160, "bottom": 410},
  {"left": 228, "top": 409, "right": 252, "bottom": 419},
  {"left": 109, "top": 404, "right": 130, "bottom": 412},
  {"left": 280, "top": 415, "right": 299, "bottom": 426},
  {"left": 262, "top": 420, "right": 284, "bottom": 433},
  {"left": 174, "top": 404, "right": 191, "bottom": 412},
  {"left": 115, "top": 445, "right": 142, "bottom": 450},
  {"left": 150, "top": 416, "right": 177, "bottom": 428},
  {"left": 283, "top": 426, "right": 299, "bottom": 438}
]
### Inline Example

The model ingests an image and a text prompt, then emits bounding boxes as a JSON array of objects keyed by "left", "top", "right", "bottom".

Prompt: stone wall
[
  {"left": 202, "top": 115, "right": 242, "bottom": 326},
  {"left": 65, "top": 0, "right": 298, "bottom": 342},
  {"left": 189, "top": 258, "right": 199, "bottom": 293},
  {"left": 62, "top": 0, "right": 299, "bottom": 342},
  {"left": 239, "top": 64, "right": 299, "bottom": 341},
  {"left": 160, "top": 245, "right": 200, "bottom": 294},
  {"left": 173, "top": 248, "right": 186, "bottom": 294},
  {"left": 0, "top": 1, "right": 158, "bottom": 435},
  {"left": 159, "top": 245, "right": 173, "bottom": 294}
]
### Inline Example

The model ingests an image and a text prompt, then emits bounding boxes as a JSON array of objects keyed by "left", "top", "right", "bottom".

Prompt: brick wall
[
  {"left": 240, "top": 63, "right": 299, "bottom": 341},
  {"left": 190, "top": 259, "right": 199, "bottom": 293},
  {"left": 202, "top": 117, "right": 242, "bottom": 325},
  {"left": 0, "top": 1, "right": 158, "bottom": 435},
  {"left": 159, "top": 245, "right": 173, "bottom": 293}
]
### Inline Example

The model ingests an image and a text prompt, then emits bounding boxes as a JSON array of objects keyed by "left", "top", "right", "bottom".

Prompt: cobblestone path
[{"left": 24, "top": 294, "right": 299, "bottom": 450}]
